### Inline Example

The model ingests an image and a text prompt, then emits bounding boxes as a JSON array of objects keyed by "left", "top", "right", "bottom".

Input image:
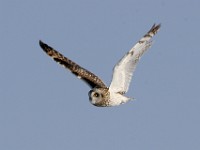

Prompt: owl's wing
[
  {"left": 39, "top": 41, "right": 107, "bottom": 89},
  {"left": 109, "top": 24, "right": 161, "bottom": 94}
]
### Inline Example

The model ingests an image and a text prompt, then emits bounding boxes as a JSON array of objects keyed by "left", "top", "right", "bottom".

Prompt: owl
[{"left": 40, "top": 24, "right": 161, "bottom": 107}]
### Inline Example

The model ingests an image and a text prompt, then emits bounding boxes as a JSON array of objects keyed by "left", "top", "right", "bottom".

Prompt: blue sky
[{"left": 0, "top": 0, "right": 200, "bottom": 149}]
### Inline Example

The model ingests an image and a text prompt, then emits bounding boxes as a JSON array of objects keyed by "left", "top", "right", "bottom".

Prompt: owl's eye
[{"left": 94, "top": 93, "right": 100, "bottom": 97}]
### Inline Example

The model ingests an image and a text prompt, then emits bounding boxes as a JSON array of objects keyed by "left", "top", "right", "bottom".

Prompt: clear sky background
[{"left": 0, "top": 0, "right": 199, "bottom": 150}]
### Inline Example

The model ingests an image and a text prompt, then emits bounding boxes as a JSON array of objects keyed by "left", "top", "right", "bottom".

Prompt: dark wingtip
[
  {"left": 155, "top": 23, "right": 161, "bottom": 30},
  {"left": 39, "top": 40, "right": 52, "bottom": 53},
  {"left": 39, "top": 40, "right": 42, "bottom": 45},
  {"left": 149, "top": 23, "right": 161, "bottom": 34},
  {"left": 39, "top": 40, "right": 46, "bottom": 49}
]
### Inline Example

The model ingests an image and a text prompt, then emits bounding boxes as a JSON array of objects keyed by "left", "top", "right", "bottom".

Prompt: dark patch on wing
[
  {"left": 139, "top": 24, "right": 161, "bottom": 44},
  {"left": 39, "top": 40, "right": 107, "bottom": 89},
  {"left": 146, "top": 24, "right": 161, "bottom": 37}
]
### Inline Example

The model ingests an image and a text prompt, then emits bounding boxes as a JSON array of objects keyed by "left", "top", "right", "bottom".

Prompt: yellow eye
[{"left": 94, "top": 93, "right": 99, "bottom": 97}]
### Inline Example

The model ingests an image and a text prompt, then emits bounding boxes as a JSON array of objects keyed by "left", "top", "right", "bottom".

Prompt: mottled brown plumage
[{"left": 39, "top": 40, "right": 107, "bottom": 89}]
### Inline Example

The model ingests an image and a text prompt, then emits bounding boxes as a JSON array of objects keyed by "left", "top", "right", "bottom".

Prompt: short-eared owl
[{"left": 39, "top": 24, "right": 161, "bottom": 107}]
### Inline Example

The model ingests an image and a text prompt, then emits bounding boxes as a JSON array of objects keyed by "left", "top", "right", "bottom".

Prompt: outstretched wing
[
  {"left": 39, "top": 41, "right": 107, "bottom": 89},
  {"left": 109, "top": 24, "right": 161, "bottom": 94}
]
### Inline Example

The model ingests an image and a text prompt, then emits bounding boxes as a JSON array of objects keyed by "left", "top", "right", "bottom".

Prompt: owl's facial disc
[{"left": 88, "top": 89, "right": 102, "bottom": 105}]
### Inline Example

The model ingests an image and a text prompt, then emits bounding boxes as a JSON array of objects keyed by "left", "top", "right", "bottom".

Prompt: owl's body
[
  {"left": 89, "top": 88, "right": 130, "bottom": 107},
  {"left": 40, "top": 24, "right": 160, "bottom": 107}
]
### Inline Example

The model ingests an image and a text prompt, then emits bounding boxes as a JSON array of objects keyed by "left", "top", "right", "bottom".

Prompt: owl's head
[{"left": 88, "top": 88, "right": 109, "bottom": 107}]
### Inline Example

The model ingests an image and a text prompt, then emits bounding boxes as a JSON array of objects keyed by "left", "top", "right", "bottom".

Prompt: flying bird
[{"left": 39, "top": 24, "right": 161, "bottom": 107}]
